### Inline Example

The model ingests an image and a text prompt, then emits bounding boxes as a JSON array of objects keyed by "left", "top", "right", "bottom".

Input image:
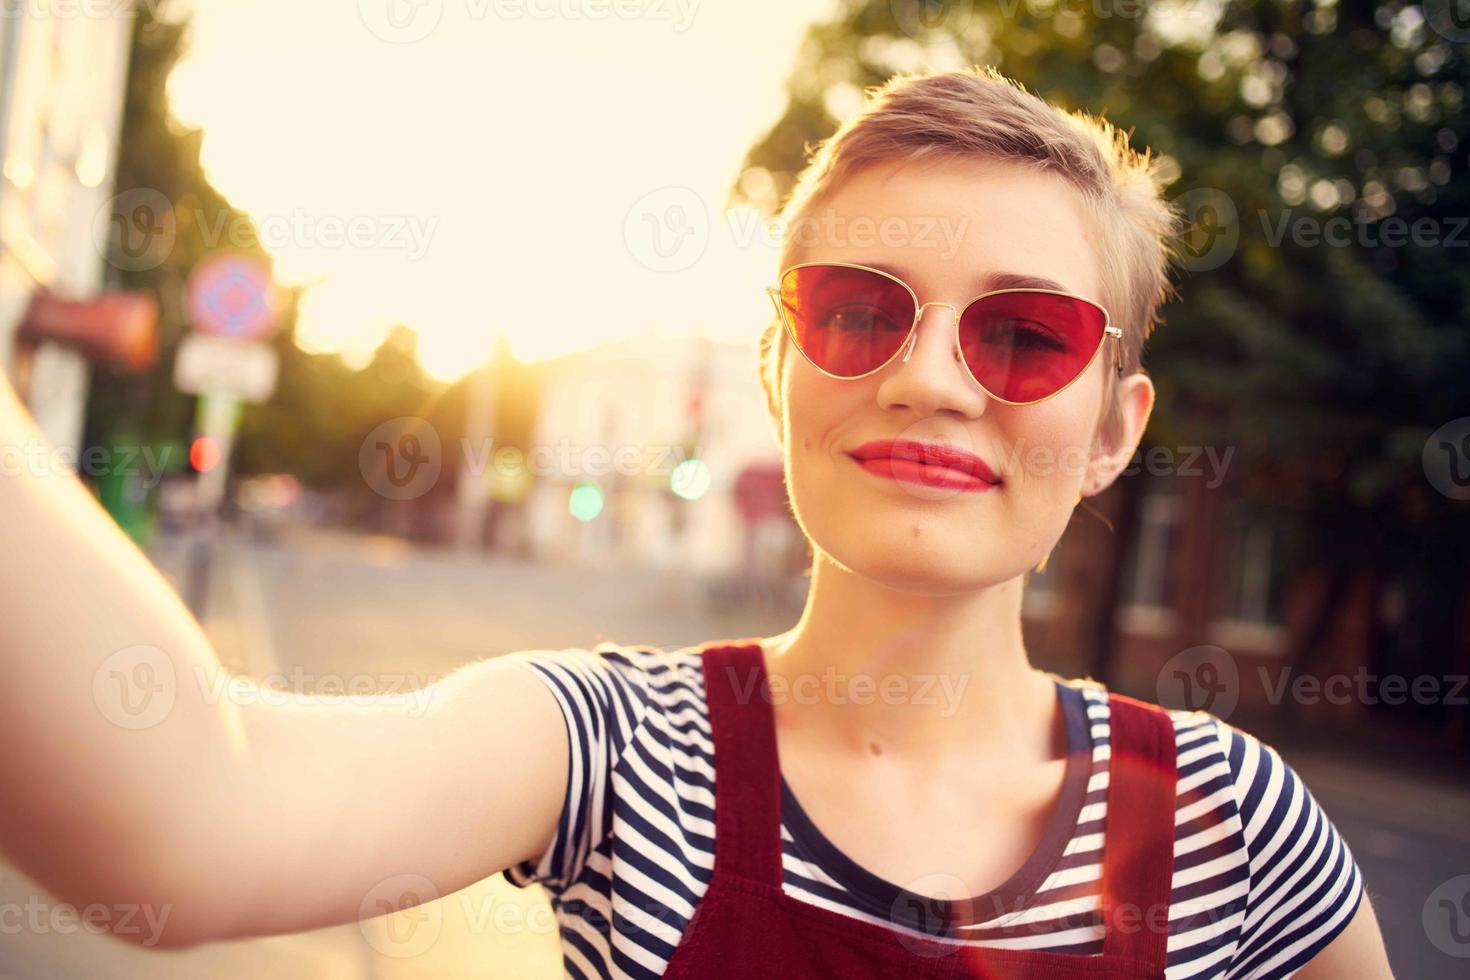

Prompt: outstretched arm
[{"left": 0, "top": 378, "right": 568, "bottom": 949}]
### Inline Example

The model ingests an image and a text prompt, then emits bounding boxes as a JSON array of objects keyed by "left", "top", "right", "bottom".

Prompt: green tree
[
  {"left": 91, "top": 6, "right": 471, "bottom": 537},
  {"left": 86, "top": 5, "right": 281, "bottom": 491}
]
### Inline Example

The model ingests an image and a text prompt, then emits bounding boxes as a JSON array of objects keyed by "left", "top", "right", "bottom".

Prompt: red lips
[{"left": 848, "top": 439, "right": 1002, "bottom": 488}]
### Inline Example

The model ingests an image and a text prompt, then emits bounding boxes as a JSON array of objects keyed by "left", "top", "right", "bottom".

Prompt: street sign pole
[
  {"left": 183, "top": 391, "right": 242, "bottom": 619},
  {"left": 456, "top": 360, "right": 497, "bottom": 549},
  {"left": 178, "top": 252, "right": 280, "bottom": 620}
]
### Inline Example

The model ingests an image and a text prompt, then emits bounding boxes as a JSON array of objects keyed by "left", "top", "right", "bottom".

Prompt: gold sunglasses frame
[{"left": 766, "top": 260, "right": 1124, "bottom": 408}]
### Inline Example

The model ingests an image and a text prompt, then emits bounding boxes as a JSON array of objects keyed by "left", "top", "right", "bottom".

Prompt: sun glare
[{"left": 166, "top": 0, "right": 837, "bottom": 381}]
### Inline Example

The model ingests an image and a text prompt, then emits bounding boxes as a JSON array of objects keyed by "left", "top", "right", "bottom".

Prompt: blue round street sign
[{"left": 186, "top": 253, "right": 279, "bottom": 340}]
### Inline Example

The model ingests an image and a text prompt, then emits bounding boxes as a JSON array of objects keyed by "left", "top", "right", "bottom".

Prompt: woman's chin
[{"left": 816, "top": 541, "right": 1015, "bottom": 596}]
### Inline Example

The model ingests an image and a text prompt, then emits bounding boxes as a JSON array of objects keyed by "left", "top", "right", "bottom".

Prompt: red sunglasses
[{"left": 767, "top": 262, "right": 1123, "bottom": 406}]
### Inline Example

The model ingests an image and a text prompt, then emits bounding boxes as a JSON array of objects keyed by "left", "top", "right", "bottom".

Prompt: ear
[
  {"left": 759, "top": 320, "right": 788, "bottom": 448},
  {"left": 1083, "top": 372, "right": 1153, "bottom": 498}
]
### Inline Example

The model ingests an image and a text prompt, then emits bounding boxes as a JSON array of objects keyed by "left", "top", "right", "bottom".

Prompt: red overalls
[{"left": 662, "top": 640, "right": 1178, "bottom": 979}]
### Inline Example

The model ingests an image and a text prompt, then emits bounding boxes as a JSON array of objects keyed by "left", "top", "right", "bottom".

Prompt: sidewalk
[{"left": 1284, "top": 745, "right": 1470, "bottom": 846}]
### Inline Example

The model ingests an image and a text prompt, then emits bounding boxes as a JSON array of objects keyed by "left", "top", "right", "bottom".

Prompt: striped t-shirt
[{"left": 501, "top": 643, "right": 1363, "bottom": 979}]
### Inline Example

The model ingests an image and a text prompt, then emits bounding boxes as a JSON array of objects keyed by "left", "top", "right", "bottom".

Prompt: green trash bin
[{"left": 95, "top": 436, "right": 186, "bottom": 549}]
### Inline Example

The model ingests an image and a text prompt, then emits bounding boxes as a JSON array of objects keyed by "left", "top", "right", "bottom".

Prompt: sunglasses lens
[
  {"left": 778, "top": 265, "right": 915, "bottom": 378},
  {"left": 957, "top": 292, "right": 1108, "bottom": 403}
]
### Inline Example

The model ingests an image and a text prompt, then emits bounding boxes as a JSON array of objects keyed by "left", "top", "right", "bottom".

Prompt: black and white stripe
[{"left": 502, "top": 644, "right": 1362, "bottom": 979}]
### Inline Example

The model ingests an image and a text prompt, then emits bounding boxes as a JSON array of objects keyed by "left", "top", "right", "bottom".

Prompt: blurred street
[
  {"left": 0, "top": 521, "right": 1465, "bottom": 978},
  {"left": 142, "top": 518, "right": 794, "bottom": 687}
]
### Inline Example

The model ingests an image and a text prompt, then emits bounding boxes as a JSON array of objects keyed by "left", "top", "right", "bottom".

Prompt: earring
[{"left": 1033, "top": 492, "right": 1083, "bottom": 574}]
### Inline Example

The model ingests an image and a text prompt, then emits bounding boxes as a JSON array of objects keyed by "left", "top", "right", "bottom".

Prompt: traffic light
[{"left": 189, "top": 435, "right": 221, "bottom": 473}]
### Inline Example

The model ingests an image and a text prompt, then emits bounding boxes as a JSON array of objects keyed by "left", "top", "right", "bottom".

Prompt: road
[{"left": 2, "top": 520, "right": 1465, "bottom": 978}]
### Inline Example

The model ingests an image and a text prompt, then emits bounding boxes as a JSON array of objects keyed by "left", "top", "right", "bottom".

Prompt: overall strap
[
  {"left": 1100, "top": 692, "right": 1179, "bottom": 969},
  {"left": 699, "top": 641, "right": 784, "bottom": 885}
]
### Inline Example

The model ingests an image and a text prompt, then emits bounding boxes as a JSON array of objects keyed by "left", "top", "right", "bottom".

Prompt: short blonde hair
[{"left": 757, "top": 65, "right": 1186, "bottom": 441}]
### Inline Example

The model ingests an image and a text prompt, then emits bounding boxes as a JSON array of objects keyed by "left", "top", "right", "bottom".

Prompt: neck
[{"left": 762, "top": 552, "right": 1058, "bottom": 763}]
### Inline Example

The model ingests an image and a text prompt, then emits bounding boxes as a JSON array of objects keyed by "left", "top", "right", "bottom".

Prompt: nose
[
  {"left": 902, "top": 302, "right": 962, "bottom": 360},
  {"left": 880, "top": 303, "right": 989, "bottom": 418}
]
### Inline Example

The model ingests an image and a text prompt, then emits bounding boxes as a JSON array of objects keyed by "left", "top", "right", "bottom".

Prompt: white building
[
  {"left": 523, "top": 330, "right": 797, "bottom": 577},
  {"left": 0, "top": 9, "right": 135, "bottom": 451}
]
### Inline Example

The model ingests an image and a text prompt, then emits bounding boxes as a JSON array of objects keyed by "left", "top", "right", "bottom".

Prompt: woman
[{"left": 0, "top": 67, "right": 1392, "bottom": 978}]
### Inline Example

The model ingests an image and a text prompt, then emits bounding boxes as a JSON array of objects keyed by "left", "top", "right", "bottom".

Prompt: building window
[
  {"left": 1118, "top": 478, "right": 1182, "bottom": 635},
  {"left": 1222, "top": 510, "right": 1283, "bottom": 624},
  {"left": 1208, "top": 498, "right": 1289, "bottom": 653}
]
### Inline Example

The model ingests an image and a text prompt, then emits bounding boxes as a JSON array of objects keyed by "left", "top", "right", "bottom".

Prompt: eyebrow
[{"left": 864, "top": 262, "right": 1073, "bottom": 296}]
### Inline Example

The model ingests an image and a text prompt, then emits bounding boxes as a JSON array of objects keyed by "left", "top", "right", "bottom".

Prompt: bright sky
[{"left": 167, "top": 0, "right": 840, "bottom": 379}]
